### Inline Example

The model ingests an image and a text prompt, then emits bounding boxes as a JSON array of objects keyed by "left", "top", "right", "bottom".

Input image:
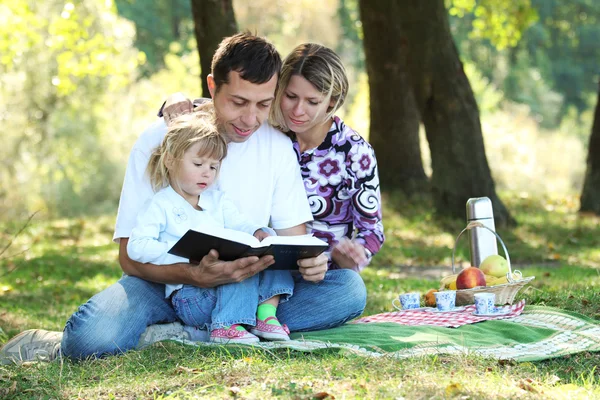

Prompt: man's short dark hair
[{"left": 211, "top": 32, "right": 282, "bottom": 91}]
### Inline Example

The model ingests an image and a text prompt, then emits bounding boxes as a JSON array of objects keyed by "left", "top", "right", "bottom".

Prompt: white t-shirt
[
  {"left": 114, "top": 119, "right": 312, "bottom": 242},
  {"left": 127, "top": 186, "right": 265, "bottom": 297}
]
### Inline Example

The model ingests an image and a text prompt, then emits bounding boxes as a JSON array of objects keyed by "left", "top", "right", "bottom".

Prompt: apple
[
  {"left": 480, "top": 255, "right": 509, "bottom": 278},
  {"left": 456, "top": 267, "right": 487, "bottom": 289}
]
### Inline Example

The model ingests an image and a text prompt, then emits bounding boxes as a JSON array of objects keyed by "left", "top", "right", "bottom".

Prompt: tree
[
  {"left": 359, "top": 0, "right": 513, "bottom": 225},
  {"left": 579, "top": 82, "right": 600, "bottom": 215},
  {"left": 359, "top": 0, "right": 428, "bottom": 193},
  {"left": 115, "top": 0, "right": 194, "bottom": 76},
  {"left": 190, "top": 0, "right": 237, "bottom": 97}
]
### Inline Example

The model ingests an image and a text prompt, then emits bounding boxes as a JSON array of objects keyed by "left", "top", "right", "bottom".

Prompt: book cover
[{"left": 168, "top": 227, "right": 328, "bottom": 270}]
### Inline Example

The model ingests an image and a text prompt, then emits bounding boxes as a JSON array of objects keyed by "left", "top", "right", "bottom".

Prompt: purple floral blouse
[{"left": 292, "top": 116, "right": 385, "bottom": 272}]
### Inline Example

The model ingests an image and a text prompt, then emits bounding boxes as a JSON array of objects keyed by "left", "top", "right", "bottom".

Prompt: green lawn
[{"left": 0, "top": 192, "right": 599, "bottom": 399}]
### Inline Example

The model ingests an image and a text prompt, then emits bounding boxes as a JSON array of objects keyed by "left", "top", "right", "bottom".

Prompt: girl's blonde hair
[
  {"left": 147, "top": 103, "right": 228, "bottom": 192},
  {"left": 270, "top": 43, "right": 349, "bottom": 132}
]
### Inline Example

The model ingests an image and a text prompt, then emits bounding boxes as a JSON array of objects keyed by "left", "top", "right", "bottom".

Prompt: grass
[{"left": 0, "top": 192, "right": 599, "bottom": 399}]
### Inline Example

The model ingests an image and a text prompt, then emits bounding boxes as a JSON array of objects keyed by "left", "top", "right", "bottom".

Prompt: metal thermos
[{"left": 466, "top": 197, "right": 498, "bottom": 267}]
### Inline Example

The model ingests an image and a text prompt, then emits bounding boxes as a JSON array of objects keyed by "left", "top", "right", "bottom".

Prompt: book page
[
  {"left": 194, "top": 225, "right": 260, "bottom": 247},
  {"left": 260, "top": 234, "right": 327, "bottom": 247}
]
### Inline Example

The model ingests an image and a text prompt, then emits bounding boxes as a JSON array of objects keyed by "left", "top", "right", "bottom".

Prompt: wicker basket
[{"left": 441, "top": 221, "right": 535, "bottom": 306}]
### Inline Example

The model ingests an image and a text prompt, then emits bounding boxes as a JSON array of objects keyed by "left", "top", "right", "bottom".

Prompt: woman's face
[{"left": 280, "top": 75, "right": 333, "bottom": 135}]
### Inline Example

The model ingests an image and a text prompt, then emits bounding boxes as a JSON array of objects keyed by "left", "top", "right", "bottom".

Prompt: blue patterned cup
[
  {"left": 474, "top": 293, "right": 496, "bottom": 314},
  {"left": 434, "top": 290, "right": 456, "bottom": 311},
  {"left": 392, "top": 292, "right": 420, "bottom": 310}
]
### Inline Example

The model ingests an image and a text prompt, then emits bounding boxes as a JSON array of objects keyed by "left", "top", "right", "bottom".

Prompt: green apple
[{"left": 479, "top": 254, "right": 509, "bottom": 278}]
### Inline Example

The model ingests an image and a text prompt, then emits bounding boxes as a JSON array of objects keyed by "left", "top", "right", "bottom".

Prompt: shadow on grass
[{"left": 379, "top": 190, "right": 600, "bottom": 268}]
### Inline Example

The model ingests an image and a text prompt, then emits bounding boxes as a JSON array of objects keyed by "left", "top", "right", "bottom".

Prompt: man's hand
[
  {"left": 189, "top": 249, "right": 274, "bottom": 288},
  {"left": 163, "top": 93, "right": 193, "bottom": 126},
  {"left": 297, "top": 253, "right": 328, "bottom": 282},
  {"left": 331, "top": 238, "right": 368, "bottom": 270}
]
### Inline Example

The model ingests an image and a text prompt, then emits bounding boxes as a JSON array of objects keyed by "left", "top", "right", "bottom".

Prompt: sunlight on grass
[
  {"left": 1, "top": 195, "right": 599, "bottom": 398},
  {"left": 73, "top": 274, "right": 121, "bottom": 293}
]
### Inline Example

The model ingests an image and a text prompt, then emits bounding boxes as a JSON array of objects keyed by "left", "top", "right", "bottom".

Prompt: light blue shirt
[{"left": 128, "top": 186, "right": 264, "bottom": 297}]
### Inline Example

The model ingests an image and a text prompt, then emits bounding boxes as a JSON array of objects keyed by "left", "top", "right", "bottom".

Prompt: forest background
[
  {"left": 1, "top": 0, "right": 599, "bottom": 222},
  {"left": 1, "top": 2, "right": 600, "bottom": 397}
]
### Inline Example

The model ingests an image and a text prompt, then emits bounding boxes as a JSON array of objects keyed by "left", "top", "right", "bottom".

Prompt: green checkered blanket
[{"left": 180, "top": 306, "right": 600, "bottom": 362}]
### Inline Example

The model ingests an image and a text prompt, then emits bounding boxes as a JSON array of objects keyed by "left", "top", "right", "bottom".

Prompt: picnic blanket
[
  {"left": 177, "top": 305, "right": 600, "bottom": 362},
  {"left": 353, "top": 300, "right": 526, "bottom": 327}
]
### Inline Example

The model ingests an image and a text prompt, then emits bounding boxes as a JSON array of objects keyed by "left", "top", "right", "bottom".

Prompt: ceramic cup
[
  {"left": 392, "top": 292, "right": 420, "bottom": 310},
  {"left": 434, "top": 290, "right": 456, "bottom": 311},
  {"left": 474, "top": 293, "right": 496, "bottom": 314}
]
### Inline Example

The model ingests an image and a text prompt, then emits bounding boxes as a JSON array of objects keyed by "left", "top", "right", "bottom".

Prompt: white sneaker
[
  {"left": 137, "top": 322, "right": 194, "bottom": 349},
  {"left": 0, "top": 329, "right": 62, "bottom": 365}
]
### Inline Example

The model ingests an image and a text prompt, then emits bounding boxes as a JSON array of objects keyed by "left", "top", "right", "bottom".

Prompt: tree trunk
[
  {"left": 398, "top": 0, "right": 513, "bottom": 226},
  {"left": 190, "top": 0, "right": 237, "bottom": 97},
  {"left": 358, "top": 0, "right": 428, "bottom": 194},
  {"left": 579, "top": 81, "right": 600, "bottom": 215}
]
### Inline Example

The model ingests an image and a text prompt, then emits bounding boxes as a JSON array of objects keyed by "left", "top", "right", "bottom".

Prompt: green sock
[
  {"left": 221, "top": 325, "right": 246, "bottom": 331},
  {"left": 257, "top": 303, "right": 281, "bottom": 326}
]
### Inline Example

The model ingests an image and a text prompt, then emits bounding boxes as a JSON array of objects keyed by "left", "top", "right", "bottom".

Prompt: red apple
[{"left": 456, "top": 267, "right": 487, "bottom": 289}]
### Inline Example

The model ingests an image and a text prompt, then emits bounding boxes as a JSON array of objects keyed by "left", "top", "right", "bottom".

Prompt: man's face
[{"left": 209, "top": 71, "right": 278, "bottom": 143}]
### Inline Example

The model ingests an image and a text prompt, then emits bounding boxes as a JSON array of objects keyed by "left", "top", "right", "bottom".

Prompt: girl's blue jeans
[
  {"left": 171, "top": 270, "right": 293, "bottom": 330},
  {"left": 60, "top": 269, "right": 366, "bottom": 359}
]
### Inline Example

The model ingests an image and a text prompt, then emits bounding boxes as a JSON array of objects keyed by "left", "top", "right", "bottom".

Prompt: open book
[{"left": 168, "top": 226, "right": 329, "bottom": 270}]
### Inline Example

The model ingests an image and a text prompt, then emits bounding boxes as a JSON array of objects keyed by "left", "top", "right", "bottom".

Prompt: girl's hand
[
  {"left": 331, "top": 238, "right": 368, "bottom": 270},
  {"left": 253, "top": 229, "right": 271, "bottom": 242}
]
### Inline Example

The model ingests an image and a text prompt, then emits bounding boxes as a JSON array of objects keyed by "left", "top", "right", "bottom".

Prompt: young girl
[
  {"left": 127, "top": 105, "right": 292, "bottom": 343},
  {"left": 270, "top": 43, "right": 384, "bottom": 271}
]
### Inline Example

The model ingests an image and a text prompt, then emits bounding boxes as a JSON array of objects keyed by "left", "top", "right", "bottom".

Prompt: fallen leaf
[
  {"left": 175, "top": 366, "right": 202, "bottom": 374},
  {"left": 518, "top": 378, "right": 542, "bottom": 393},
  {"left": 314, "top": 392, "right": 334, "bottom": 399},
  {"left": 0, "top": 381, "right": 17, "bottom": 397},
  {"left": 581, "top": 299, "right": 590, "bottom": 306},
  {"left": 445, "top": 382, "right": 463, "bottom": 397}
]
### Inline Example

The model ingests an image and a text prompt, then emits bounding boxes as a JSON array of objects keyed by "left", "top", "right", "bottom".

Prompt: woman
[{"left": 270, "top": 43, "right": 384, "bottom": 271}]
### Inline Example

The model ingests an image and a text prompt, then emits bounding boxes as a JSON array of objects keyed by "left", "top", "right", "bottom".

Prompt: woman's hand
[
  {"left": 163, "top": 93, "right": 193, "bottom": 125},
  {"left": 331, "top": 238, "right": 368, "bottom": 270},
  {"left": 297, "top": 253, "right": 328, "bottom": 282}
]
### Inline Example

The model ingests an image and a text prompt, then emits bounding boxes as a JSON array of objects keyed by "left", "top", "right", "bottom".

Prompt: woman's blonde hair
[
  {"left": 270, "top": 43, "right": 349, "bottom": 132},
  {"left": 147, "top": 103, "right": 228, "bottom": 192}
]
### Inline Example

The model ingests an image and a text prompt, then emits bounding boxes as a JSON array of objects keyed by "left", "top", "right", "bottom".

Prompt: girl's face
[
  {"left": 280, "top": 75, "right": 333, "bottom": 135},
  {"left": 168, "top": 142, "right": 220, "bottom": 207}
]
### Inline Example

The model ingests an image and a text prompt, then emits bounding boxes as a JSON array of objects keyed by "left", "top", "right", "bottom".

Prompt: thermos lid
[{"left": 466, "top": 197, "right": 494, "bottom": 220}]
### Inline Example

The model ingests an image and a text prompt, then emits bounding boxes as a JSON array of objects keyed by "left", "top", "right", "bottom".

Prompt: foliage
[
  {"left": 449, "top": 0, "right": 538, "bottom": 50},
  {"left": 1, "top": 196, "right": 599, "bottom": 398},
  {"left": 0, "top": 0, "right": 143, "bottom": 219},
  {"left": 233, "top": 0, "right": 342, "bottom": 57},
  {"left": 451, "top": 0, "right": 600, "bottom": 123},
  {"left": 114, "top": 0, "right": 195, "bottom": 76}
]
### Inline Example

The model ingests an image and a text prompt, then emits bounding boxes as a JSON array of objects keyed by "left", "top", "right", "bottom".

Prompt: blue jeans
[
  {"left": 61, "top": 269, "right": 366, "bottom": 359},
  {"left": 172, "top": 270, "right": 294, "bottom": 330}
]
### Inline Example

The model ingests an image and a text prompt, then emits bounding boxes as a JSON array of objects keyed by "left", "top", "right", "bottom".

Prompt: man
[{"left": 0, "top": 33, "right": 367, "bottom": 364}]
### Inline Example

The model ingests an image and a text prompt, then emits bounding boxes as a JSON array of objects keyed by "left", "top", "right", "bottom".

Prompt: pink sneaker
[
  {"left": 210, "top": 325, "right": 260, "bottom": 344},
  {"left": 250, "top": 317, "right": 291, "bottom": 341}
]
